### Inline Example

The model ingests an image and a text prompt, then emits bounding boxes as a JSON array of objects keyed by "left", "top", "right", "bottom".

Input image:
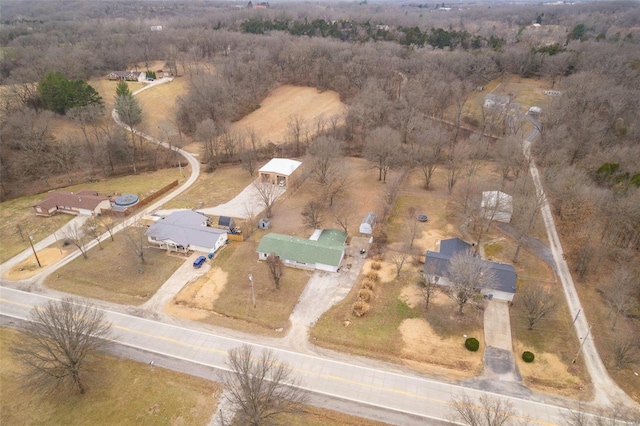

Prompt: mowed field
[{"left": 231, "top": 85, "right": 346, "bottom": 145}]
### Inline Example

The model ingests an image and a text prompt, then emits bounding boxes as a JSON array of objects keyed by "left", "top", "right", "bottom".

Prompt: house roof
[
  {"left": 161, "top": 210, "right": 210, "bottom": 227},
  {"left": 146, "top": 211, "right": 225, "bottom": 249},
  {"left": 256, "top": 230, "right": 346, "bottom": 267},
  {"left": 440, "top": 238, "right": 472, "bottom": 257},
  {"left": 258, "top": 158, "right": 302, "bottom": 176},
  {"left": 424, "top": 238, "right": 516, "bottom": 294},
  {"left": 34, "top": 191, "right": 109, "bottom": 211}
]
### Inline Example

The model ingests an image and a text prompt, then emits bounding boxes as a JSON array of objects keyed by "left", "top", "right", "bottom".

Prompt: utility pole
[
  {"left": 572, "top": 323, "right": 591, "bottom": 364},
  {"left": 571, "top": 309, "right": 581, "bottom": 327},
  {"left": 29, "top": 235, "right": 42, "bottom": 268},
  {"left": 248, "top": 274, "right": 256, "bottom": 308}
]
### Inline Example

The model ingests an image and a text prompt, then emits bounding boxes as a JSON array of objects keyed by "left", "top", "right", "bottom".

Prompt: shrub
[
  {"left": 366, "top": 272, "right": 380, "bottom": 282},
  {"left": 362, "top": 279, "right": 377, "bottom": 291},
  {"left": 358, "top": 288, "right": 373, "bottom": 302},
  {"left": 465, "top": 337, "right": 480, "bottom": 352},
  {"left": 522, "top": 351, "right": 535, "bottom": 363},
  {"left": 352, "top": 301, "right": 370, "bottom": 317},
  {"left": 370, "top": 261, "right": 382, "bottom": 270}
]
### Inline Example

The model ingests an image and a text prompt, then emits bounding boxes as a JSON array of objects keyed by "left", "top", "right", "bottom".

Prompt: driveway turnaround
[{"left": 0, "top": 286, "right": 605, "bottom": 425}]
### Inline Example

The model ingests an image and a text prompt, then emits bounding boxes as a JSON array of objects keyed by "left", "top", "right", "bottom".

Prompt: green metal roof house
[{"left": 256, "top": 230, "right": 347, "bottom": 272}]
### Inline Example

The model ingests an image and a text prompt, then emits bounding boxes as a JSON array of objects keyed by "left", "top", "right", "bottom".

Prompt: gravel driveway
[{"left": 198, "top": 183, "right": 284, "bottom": 219}]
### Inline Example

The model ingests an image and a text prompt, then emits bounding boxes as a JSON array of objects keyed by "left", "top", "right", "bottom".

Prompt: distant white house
[
  {"left": 146, "top": 210, "right": 227, "bottom": 254},
  {"left": 150, "top": 26, "right": 163, "bottom": 31},
  {"left": 107, "top": 71, "right": 147, "bottom": 82},
  {"left": 258, "top": 158, "right": 302, "bottom": 188},
  {"left": 481, "top": 191, "right": 513, "bottom": 223}
]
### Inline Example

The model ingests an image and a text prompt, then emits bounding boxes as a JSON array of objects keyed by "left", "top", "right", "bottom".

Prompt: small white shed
[
  {"left": 481, "top": 191, "right": 513, "bottom": 223},
  {"left": 359, "top": 212, "right": 377, "bottom": 235}
]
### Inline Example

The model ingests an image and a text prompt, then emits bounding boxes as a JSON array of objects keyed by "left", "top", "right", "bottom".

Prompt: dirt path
[{"left": 282, "top": 236, "right": 371, "bottom": 353}]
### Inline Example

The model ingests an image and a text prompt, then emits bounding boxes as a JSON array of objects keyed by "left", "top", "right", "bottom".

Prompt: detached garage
[{"left": 258, "top": 158, "right": 302, "bottom": 188}]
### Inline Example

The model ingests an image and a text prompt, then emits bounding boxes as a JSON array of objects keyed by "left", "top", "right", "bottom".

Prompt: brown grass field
[
  {"left": 45, "top": 235, "right": 185, "bottom": 305},
  {"left": 0, "top": 167, "right": 185, "bottom": 265},
  {"left": 167, "top": 240, "right": 311, "bottom": 336},
  {"left": 1, "top": 327, "right": 387, "bottom": 425},
  {"left": 230, "top": 85, "right": 346, "bottom": 145},
  {"left": 0, "top": 327, "right": 220, "bottom": 425},
  {"left": 161, "top": 163, "right": 256, "bottom": 210}
]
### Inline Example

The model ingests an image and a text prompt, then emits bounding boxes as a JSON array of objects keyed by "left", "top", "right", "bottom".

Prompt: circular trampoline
[{"left": 114, "top": 194, "right": 139, "bottom": 207}]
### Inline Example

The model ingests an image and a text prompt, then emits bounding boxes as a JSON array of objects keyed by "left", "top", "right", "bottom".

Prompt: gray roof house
[
  {"left": 424, "top": 238, "right": 517, "bottom": 302},
  {"left": 146, "top": 210, "right": 227, "bottom": 254}
]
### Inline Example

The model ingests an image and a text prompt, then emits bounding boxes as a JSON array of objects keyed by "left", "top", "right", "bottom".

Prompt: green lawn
[
  {"left": 310, "top": 269, "right": 421, "bottom": 361},
  {"left": 0, "top": 327, "right": 220, "bottom": 426}
]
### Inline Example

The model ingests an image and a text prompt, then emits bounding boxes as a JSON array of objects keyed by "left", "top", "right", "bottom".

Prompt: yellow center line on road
[{"left": 1, "top": 297, "right": 558, "bottom": 426}]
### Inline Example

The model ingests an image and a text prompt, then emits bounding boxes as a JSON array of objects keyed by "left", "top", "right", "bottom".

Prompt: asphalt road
[{"left": 0, "top": 285, "right": 585, "bottom": 425}]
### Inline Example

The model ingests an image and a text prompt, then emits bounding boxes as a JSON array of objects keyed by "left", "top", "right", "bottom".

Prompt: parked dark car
[{"left": 193, "top": 256, "right": 207, "bottom": 268}]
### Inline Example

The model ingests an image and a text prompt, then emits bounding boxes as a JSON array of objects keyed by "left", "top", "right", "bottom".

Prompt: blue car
[{"left": 193, "top": 256, "right": 207, "bottom": 269}]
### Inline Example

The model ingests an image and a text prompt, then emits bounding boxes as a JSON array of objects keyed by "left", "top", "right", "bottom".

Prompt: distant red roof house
[{"left": 33, "top": 190, "right": 111, "bottom": 217}]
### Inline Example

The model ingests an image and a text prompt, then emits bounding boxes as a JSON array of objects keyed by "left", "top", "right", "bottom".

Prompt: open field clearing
[
  {"left": 230, "top": 85, "right": 346, "bottom": 145},
  {"left": 0, "top": 167, "right": 185, "bottom": 264},
  {"left": 134, "top": 76, "right": 190, "bottom": 140},
  {"left": 45, "top": 236, "right": 185, "bottom": 305},
  {"left": 167, "top": 240, "right": 311, "bottom": 336},
  {"left": 0, "top": 327, "right": 220, "bottom": 425},
  {"left": 161, "top": 163, "right": 255, "bottom": 210},
  {"left": 450, "top": 74, "right": 551, "bottom": 128}
]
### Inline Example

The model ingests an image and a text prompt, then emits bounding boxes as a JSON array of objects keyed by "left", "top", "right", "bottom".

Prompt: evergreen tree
[{"left": 38, "top": 71, "right": 102, "bottom": 115}]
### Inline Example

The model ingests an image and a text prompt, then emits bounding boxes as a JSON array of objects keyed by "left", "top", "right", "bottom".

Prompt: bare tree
[
  {"left": 97, "top": 216, "right": 119, "bottom": 242},
  {"left": 286, "top": 115, "right": 308, "bottom": 157},
  {"left": 389, "top": 251, "right": 409, "bottom": 278},
  {"left": 253, "top": 181, "right": 283, "bottom": 219},
  {"left": 612, "top": 334, "right": 639, "bottom": 369},
  {"left": 265, "top": 253, "right": 283, "bottom": 290},
  {"left": 11, "top": 297, "right": 112, "bottom": 395},
  {"left": 413, "top": 123, "right": 447, "bottom": 190},
  {"left": 82, "top": 217, "right": 103, "bottom": 249},
  {"left": 123, "top": 222, "right": 147, "bottom": 264},
  {"left": 196, "top": 118, "right": 220, "bottom": 172},
  {"left": 301, "top": 200, "right": 323, "bottom": 229},
  {"left": 607, "top": 265, "right": 639, "bottom": 331},
  {"left": 223, "top": 345, "right": 307, "bottom": 426},
  {"left": 241, "top": 128, "right": 260, "bottom": 177},
  {"left": 322, "top": 170, "right": 348, "bottom": 207},
  {"left": 61, "top": 221, "right": 90, "bottom": 259},
  {"left": 364, "top": 126, "right": 402, "bottom": 183},
  {"left": 331, "top": 201, "right": 355, "bottom": 234},
  {"left": 450, "top": 393, "right": 517, "bottom": 426},
  {"left": 308, "top": 135, "right": 343, "bottom": 184},
  {"left": 406, "top": 206, "right": 420, "bottom": 248},
  {"left": 516, "top": 282, "right": 559, "bottom": 330},
  {"left": 419, "top": 272, "right": 438, "bottom": 312},
  {"left": 447, "top": 249, "right": 496, "bottom": 314},
  {"left": 561, "top": 400, "right": 592, "bottom": 426}
]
